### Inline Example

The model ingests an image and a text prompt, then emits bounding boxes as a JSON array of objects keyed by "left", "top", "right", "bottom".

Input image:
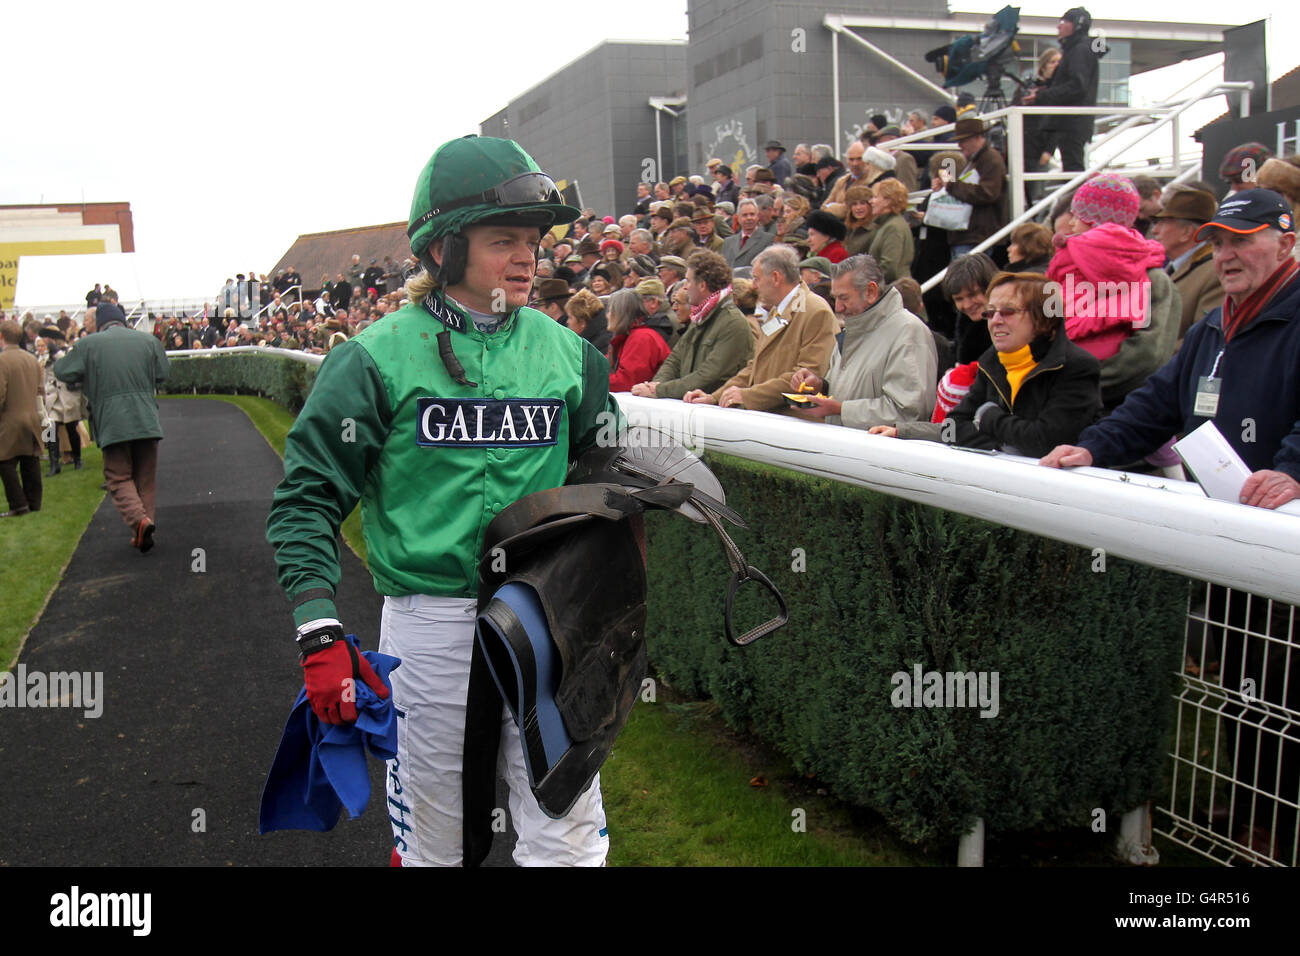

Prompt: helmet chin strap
[
  {"left": 419, "top": 242, "right": 477, "bottom": 387},
  {"left": 420, "top": 232, "right": 540, "bottom": 389}
]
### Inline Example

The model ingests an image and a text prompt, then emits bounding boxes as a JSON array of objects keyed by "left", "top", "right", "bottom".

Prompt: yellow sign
[{"left": 0, "top": 239, "right": 107, "bottom": 310}]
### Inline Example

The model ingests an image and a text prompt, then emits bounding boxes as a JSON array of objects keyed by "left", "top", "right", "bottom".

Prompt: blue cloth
[
  {"left": 479, "top": 582, "right": 572, "bottom": 784},
  {"left": 259, "top": 636, "right": 401, "bottom": 833}
]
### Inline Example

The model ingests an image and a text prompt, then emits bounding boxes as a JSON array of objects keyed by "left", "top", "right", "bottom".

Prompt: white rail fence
[{"left": 610, "top": 396, "right": 1299, "bottom": 867}]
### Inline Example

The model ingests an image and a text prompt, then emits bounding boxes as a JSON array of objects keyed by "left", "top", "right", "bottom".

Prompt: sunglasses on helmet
[{"left": 408, "top": 172, "right": 563, "bottom": 238}]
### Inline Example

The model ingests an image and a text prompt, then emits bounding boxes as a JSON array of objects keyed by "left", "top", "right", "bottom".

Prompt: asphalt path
[{"left": 0, "top": 398, "right": 515, "bottom": 866}]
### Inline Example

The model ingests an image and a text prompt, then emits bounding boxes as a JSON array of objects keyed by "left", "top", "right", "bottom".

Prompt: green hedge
[
  {"left": 645, "top": 453, "right": 1188, "bottom": 847},
  {"left": 161, "top": 351, "right": 318, "bottom": 411}
]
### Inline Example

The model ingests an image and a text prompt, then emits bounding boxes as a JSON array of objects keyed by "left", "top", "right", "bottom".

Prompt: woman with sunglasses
[{"left": 870, "top": 272, "right": 1101, "bottom": 457}]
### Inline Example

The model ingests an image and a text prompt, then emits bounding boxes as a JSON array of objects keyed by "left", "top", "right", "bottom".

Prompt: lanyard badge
[
  {"left": 1194, "top": 349, "right": 1226, "bottom": 418},
  {"left": 1194, "top": 377, "right": 1220, "bottom": 417}
]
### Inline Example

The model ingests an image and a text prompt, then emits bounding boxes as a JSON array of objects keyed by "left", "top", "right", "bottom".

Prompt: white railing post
[
  {"left": 831, "top": 23, "right": 841, "bottom": 151},
  {"left": 1116, "top": 804, "right": 1159, "bottom": 865},
  {"left": 957, "top": 817, "right": 985, "bottom": 867},
  {"left": 1006, "top": 108, "right": 1025, "bottom": 223},
  {"left": 1171, "top": 114, "right": 1180, "bottom": 175}
]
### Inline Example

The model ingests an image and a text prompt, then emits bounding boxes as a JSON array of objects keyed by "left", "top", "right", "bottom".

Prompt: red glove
[{"left": 297, "top": 623, "right": 390, "bottom": 724}]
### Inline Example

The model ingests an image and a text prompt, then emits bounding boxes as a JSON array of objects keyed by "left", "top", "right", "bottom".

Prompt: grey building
[
  {"left": 687, "top": 0, "right": 950, "bottom": 171},
  {"left": 482, "top": 5, "right": 1233, "bottom": 219},
  {"left": 481, "top": 40, "right": 687, "bottom": 219}
]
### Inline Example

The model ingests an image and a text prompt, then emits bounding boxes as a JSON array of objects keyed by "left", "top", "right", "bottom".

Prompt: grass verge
[
  {"left": 168, "top": 394, "right": 1209, "bottom": 867},
  {"left": 1, "top": 445, "right": 106, "bottom": 669}
]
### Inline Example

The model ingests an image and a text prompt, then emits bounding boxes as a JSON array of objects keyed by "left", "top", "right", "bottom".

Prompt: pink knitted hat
[{"left": 1070, "top": 173, "right": 1140, "bottom": 228}]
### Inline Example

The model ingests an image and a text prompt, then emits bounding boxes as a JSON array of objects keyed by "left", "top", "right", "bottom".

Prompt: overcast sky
[{"left": 5, "top": 1, "right": 1295, "bottom": 300}]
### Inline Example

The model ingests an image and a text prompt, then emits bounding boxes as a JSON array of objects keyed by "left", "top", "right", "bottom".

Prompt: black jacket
[
  {"left": 332, "top": 280, "right": 353, "bottom": 309},
  {"left": 902, "top": 321, "right": 1101, "bottom": 457},
  {"left": 1036, "top": 31, "right": 1106, "bottom": 139},
  {"left": 817, "top": 167, "right": 847, "bottom": 209},
  {"left": 643, "top": 309, "right": 676, "bottom": 347},
  {"left": 581, "top": 306, "right": 612, "bottom": 355}
]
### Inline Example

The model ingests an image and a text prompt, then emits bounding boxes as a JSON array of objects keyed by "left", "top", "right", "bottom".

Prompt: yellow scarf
[{"left": 998, "top": 344, "right": 1037, "bottom": 406}]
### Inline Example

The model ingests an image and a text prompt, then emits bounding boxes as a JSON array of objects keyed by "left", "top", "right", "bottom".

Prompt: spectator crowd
[
  {"left": 89, "top": 254, "right": 413, "bottom": 356},
  {"left": 10, "top": 7, "right": 1299, "bottom": 519},
  {"left": 510, "top": 41, "right": 1300, "bottom": 516}
]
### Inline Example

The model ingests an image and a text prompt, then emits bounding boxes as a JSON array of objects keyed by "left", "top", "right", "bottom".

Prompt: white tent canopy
[{"left": 13, "top": 252, "right": 213, "bottom": 311}]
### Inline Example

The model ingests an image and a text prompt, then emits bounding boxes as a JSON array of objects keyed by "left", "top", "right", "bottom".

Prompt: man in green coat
[
  {"left": 630, "top": 249, "right": 754, "bottom": 400},
  {"left": 53, "top": 297, "right": 169, "bottom": 551}
]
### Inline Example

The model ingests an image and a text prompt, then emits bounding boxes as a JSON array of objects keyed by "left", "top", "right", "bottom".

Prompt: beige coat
[
  {"left": 0, "top": 346, "right": 45, "bottom": 460},
  {"left": 890, "top": 150, "right": 920, "bottom": 192},
  {"left": 1170, "top": 242, "right": 1225, "bottom": 348},
  {"left": 43, "top": 344, "right": 87, "bottom": 422},
  {"left": 824, "top": 287, "right": 937, "bottom": 429},
  {"left": 711, "top": 285, "right": 837, "bottom": 410},
  {"left": 824, "top": 172, "right": 866, "bottom": 210}
]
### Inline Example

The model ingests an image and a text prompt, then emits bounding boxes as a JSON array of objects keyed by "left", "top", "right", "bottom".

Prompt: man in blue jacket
[
  {"left": 1045, "top": 188, "right": 1300, "bottom": 860},
  {"left": 1040, "top": 189, "right": 1300, "bottom": 510}
]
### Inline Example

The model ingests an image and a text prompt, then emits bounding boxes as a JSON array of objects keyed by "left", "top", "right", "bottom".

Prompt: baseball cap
[{"left": 1195, "top": 189, "right": 1295, "bottom": 241}]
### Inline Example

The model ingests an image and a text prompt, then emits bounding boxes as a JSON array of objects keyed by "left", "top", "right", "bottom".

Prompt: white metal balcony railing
[{"left": 865, "top": 79, "right": 1254, "bottom": 294}]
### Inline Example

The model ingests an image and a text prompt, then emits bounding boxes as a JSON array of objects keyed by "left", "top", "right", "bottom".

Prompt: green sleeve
[
  {"left": 571, "top": 338, "right": 619, "bottom": 455},
  {"left": 869, "top": 223, "right": 906, "bottom": 285},
  {"left": 266, "top": 341, "right": 392, "bottom": 627},
  {"left": 653, "top": 337, "right": 685, "bottom": 388},
  {"left": 52, "top": 345, "right": 85, "bottom": 388}
]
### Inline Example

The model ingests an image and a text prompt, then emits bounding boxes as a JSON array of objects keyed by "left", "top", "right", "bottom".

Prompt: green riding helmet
[{"left": 407, "top": 135, "right": 581, "bottom": 257}]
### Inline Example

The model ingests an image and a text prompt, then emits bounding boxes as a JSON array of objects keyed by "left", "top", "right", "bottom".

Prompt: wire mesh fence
[{"left": 1159, "top": 582, "right": 1299, "bottom": 866}]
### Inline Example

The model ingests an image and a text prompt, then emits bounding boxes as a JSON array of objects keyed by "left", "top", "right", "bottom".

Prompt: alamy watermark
[
  {"left": 890, "top": 664, "right": 999, "bottom": 718},
  {"left": 0, "top": 665, "right": 103, "bottom": 718},
  {"left": 1042, "top": 277, "right": 1150, "bottom": 327},
  {"left": 49, "top": 886, "right": 151, "bottom": 935},
  {"left": 594, "top": 412, "right": 694, "bottom": 450}
]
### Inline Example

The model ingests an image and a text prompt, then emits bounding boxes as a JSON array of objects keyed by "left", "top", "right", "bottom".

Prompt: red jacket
[
  {"left": 608, "top": 322, "right": 671, "bottom": 392},
  {"left": 821, "top": 240, "right": 849, "bottom": 264}
]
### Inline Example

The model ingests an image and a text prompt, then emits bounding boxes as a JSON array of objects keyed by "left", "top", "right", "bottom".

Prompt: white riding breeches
[{"left": 379, "top": 594, "right": 609, "bottom": 867}]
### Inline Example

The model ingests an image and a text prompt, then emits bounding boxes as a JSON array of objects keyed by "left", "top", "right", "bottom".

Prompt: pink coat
[{"left": 1046, "top": 223, "right": 1166, "bottom": 361}]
